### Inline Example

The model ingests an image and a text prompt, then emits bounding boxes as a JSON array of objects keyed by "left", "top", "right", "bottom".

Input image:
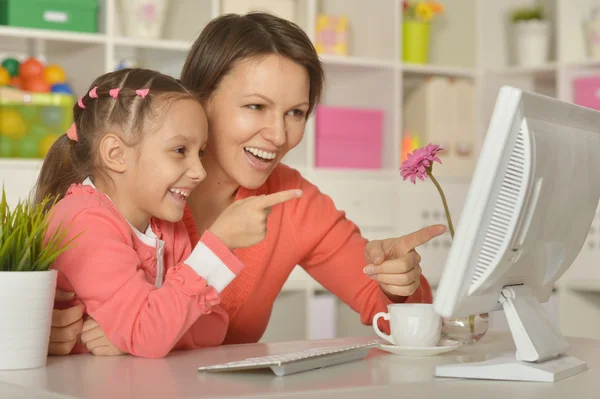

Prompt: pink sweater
[
  {"left": 183, "top": 164, "right": 433, "bottom": 345},
  {"left": 47, "top": 183, "right": 245, "bottom": 358}
]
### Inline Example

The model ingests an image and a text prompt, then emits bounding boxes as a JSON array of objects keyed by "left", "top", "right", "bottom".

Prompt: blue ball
[{"left": 51, "top": 83, "right": 73, "bottom": 94}]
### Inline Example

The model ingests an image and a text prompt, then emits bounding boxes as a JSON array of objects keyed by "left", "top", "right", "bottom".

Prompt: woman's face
[{"left": 204, "top": 54, "right": 310, "bottom": 189}]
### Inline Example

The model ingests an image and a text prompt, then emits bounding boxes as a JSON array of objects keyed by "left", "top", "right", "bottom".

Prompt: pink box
[
  {"left": 573, "top": 76, "right": 600, "bottom": 110},
  {"left": 315, "top": 105, "right": 383, "bottom": 169}
]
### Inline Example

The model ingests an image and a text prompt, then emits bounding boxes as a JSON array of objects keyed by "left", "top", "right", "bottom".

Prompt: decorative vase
[
  {"left": 117, "top": 0, "right": 169, "bottom": 39},
  {"left": 0, "top": 270, "right": 57, "bottom": 370},
  {"left": 441, "top": 312, "right": 489, "bottom": 345},
  {"left": 512, "top": 20, "right": 549, "bottom": 66},
  {"left": 403, "top": 20, "right": 430, "bottom": 64}
]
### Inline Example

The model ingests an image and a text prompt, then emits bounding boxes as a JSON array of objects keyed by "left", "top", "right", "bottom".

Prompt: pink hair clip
[
  {"left": 66, "top": 123, "right": 78, "bottom": 142},
  {"left": 109, "top": 88, "right": 120, "bottom": 99},
  {"left": 89, "top": 86, "right": 98, "bottom": 98},
  {"left": 136, "top": 88, "right": 149, "bottom": 98},
  {"left": 77, "top": 97, "right": 86, "bottom": 109}
]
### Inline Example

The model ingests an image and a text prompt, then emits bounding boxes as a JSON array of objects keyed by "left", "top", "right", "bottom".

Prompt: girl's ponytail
[{"left": 33, "top": 133, "right": 84, "bottom": 211}]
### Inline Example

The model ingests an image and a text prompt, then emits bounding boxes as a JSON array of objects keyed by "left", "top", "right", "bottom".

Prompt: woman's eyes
[
  {"left": 288, "top": 109, "right": 306, "bottom": 118},
  {"left": 246, "top": 104, "right": 265, "bottom": 111},
  {"left": 246, "top": 104, "right": 306, "bottom": 118}
]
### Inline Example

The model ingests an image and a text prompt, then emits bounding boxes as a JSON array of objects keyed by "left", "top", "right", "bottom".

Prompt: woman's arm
[
  {"left": 284, "top": 169, "right": 436, "bottom": 330},
  {"left": 50, "top": 209, "right": 241, "bottom": 359},
  {"left": 48, "top": 290, "right": 85, "bottom": 355}
]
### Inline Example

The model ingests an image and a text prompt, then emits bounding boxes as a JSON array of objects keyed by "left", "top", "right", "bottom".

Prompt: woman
[{"left": 49, "top": 12, "right": 444, "bottom": 355}]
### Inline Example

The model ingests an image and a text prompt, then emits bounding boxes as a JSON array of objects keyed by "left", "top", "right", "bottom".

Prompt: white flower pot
[
  {"left": 513, "top": 20, "right": 550, "bottom": 66},
  {"left": 117, "top": 0, "right": 169, "bottom": 39},
  {"left": 0, "top": 270, "right": 57, "bottom": 370}
]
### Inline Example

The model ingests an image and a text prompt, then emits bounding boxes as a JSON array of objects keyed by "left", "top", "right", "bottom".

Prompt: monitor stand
[{"left": 435, "top": 285, "right": 587, "bottom": 382}]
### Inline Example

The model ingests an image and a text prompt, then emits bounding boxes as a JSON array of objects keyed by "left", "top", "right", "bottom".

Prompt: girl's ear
[{"left": 99, "top": 134, "right": 127, "bottom": 173}]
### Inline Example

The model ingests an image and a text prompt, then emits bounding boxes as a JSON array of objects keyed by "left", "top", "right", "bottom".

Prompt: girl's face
[
  {"left": 125, "top": 99, "right": 208, "bottom": 229},
  {"left": 204, "top": 54, "right": 310, "bottom": 189}
]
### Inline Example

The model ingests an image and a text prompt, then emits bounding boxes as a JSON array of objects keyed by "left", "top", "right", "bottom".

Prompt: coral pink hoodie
[{"left": 48, "top": 181, "right": 244, "bottom": 358}]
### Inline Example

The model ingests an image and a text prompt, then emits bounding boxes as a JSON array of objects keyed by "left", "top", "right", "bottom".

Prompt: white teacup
[{"left": 372, "top": 303, "right": 442, "bottom": 347}]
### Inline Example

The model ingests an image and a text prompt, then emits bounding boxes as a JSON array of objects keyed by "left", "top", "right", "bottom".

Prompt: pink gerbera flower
[{"left": 400, "top": 143, "right": 443, "bottom": 184}]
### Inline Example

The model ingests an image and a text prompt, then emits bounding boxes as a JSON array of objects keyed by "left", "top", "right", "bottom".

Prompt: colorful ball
[
  {"left": 115, "top": 57, "right": 140, "bottom": 71},
  {"left": 19, "top": 57, "right": 44, "bottom": 79},
  {"left": 0, "top": 136, "right": 15, "bottom": 157},
  {"left": 0, "top": 66, "right": 9, "bottom": 86},
  {"left": 0, "top": 108, "right": 27, "bottom": 139},
  {"left": 1, "top": 58, "right": 19, "bottom": 77},
  {"left": 29, "top": 125, "right": 48, "bottom": 138},
  {"left": 23, "top": 77, "right": 51, "bottom": 93},
  {"left": 39, "top": 134, "right": 61, "bottom": 157},
  {"left": 10, "top": 76, "right": 22, "bottom": 89},
  {"left": 17, "top": 136, "right": 40, "bottom": 158},
  {"left": 50, "top": 83, "right": 73, "bottom": 94},
  {"left": 19, "top": 105, "right": 39, "bottom": 122},
  {"left": 43, "top": 64, "right": 67, "bottom": 85},
  {"left": 40, "top": 106, "right": 64, "bottom": 127}
]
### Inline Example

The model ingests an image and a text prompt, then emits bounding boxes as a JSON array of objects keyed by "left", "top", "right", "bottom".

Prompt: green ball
[
  {"left": 29, "top": 125, "right": 47, "bottom": 138},
  {"left": 0, "top": 136, "right": 15, "bottom": 157},
  {"left": 1, "top": 58, "right": 19, "bottom": 77},
  {"left": 40, "top": 106, "right": 64, "bottom": 128},
  {"left": 19, "top": 105, "right": 39, "bottom": 122},
  {"left": 17, "top": 136, "right": 39, "bottom": 158}
]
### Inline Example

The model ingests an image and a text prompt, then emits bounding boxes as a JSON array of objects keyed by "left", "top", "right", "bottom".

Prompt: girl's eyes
[
  {"left": 174, "top": 147, "right": 186, "bottom": 155},
  {"left": 198, "top": 149, "right": 205, "bottom": 158}
]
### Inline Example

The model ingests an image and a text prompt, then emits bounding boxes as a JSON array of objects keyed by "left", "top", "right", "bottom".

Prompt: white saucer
[{"left": 377, "top": 339, "right": 462, "bottom": 357}]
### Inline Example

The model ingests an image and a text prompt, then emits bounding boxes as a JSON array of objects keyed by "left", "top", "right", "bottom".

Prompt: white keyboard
[{"left": 197, "top": 340, "right": 381, "bottom": 377}]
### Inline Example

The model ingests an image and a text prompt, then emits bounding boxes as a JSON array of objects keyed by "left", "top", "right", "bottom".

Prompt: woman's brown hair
[
  {"left": 34, "top": 68, "right": 198, "bottom": 209},
  {"left": 181, "top": 12, "right": 324, "bottom": 116}
]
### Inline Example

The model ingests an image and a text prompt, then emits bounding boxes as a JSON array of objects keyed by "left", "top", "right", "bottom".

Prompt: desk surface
[{"left": 0, "top": 332, "right": 599, "bottom": 399}]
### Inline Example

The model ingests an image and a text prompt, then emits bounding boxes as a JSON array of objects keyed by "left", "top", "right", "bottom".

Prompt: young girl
[{"left": 37, "top": 68, "right": 301, "bottom": 358}]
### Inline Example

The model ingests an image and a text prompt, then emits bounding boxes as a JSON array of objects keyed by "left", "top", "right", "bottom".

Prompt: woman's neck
[{"left": 186, "top": 165, "right": 240, "bottom": 234}]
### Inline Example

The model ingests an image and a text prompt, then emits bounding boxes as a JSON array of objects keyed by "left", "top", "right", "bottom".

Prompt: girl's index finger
[{"left": 255, "top": 189, "right": 303, "bottom": 209}]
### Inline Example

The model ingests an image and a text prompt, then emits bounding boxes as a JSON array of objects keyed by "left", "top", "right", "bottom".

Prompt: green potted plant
[
  {"left": 0, "top": 189, "right": 75, "bottom": 370},
  {"left": 510, "top": 3, "right": 549, "bottom": 66}
]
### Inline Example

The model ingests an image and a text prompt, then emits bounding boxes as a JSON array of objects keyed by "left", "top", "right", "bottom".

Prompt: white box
[{"left": 221, "top": 0, "right": 297, "bottom": 23}]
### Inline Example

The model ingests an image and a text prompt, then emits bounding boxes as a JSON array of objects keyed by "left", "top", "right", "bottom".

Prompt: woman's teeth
[
  {"left": 169, "top": 188, "right": 190, "bottom": 199},
  {"left": 245, "top": 147, "right": 277, "bottom": 160}
]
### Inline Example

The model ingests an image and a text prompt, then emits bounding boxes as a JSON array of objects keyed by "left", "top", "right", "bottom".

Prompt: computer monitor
[{"left": 433, "top": 86, "right": 600, "bottom": 382}]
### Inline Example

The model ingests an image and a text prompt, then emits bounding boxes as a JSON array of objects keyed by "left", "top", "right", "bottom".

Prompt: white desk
[{"left": 1, "top": 332, "right": 599, "bottom": 398}]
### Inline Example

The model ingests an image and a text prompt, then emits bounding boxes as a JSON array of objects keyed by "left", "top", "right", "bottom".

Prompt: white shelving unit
[{"left": 1, "top": 0, "right": 600, "bottom": 342}]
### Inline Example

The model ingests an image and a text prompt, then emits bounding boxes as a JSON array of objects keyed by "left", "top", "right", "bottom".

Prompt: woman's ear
[{"left": 99, "top": 134, "right": 127, "bottom": 173}]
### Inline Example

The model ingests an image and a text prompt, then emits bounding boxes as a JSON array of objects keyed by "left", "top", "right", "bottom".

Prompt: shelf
[
  {"left": 113, "top": 36, "right": 192, "bottom": 52},
  {"left": 402, "top": 63, "right": 477, "bottom": 78},
  {"left": 0, "top": 159, "right": 44, "bottom": 170},
  {"left": 487, "top": 62, "right": 559, "bottom": 76},
  {"left": 319, "top": 54, "right": 396, "bottom": 70},
  {"left": 0, "top": 26, "right": 106, "bottom": 44}
]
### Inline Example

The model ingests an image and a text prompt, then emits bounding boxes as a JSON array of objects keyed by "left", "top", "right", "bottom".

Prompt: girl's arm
[{"left": 50, "top": 207, "right": 243, "bottom": 359}]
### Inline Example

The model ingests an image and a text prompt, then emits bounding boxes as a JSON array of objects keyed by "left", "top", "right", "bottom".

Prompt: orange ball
[
  {"left": 43, "top": 64, "right": 67, "bottom": 85},
  {"left": 23, "top": 77, "right": 50, "bottom": 93},
  {"left": 19, "top": 57, "right": 44, "bottom": 80},
  {"left": 10, "top": 76, "right": 22, "bottom": 89}
]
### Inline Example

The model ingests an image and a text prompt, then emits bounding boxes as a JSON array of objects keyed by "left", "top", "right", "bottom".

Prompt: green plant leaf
[{"left": 0, "top": 188, "right": 77, "bottom": 272}]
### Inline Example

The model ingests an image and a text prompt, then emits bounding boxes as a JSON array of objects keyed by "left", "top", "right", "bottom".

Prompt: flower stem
[{"left": 427, "top": 170, "right": 454, "bottom": 239}]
